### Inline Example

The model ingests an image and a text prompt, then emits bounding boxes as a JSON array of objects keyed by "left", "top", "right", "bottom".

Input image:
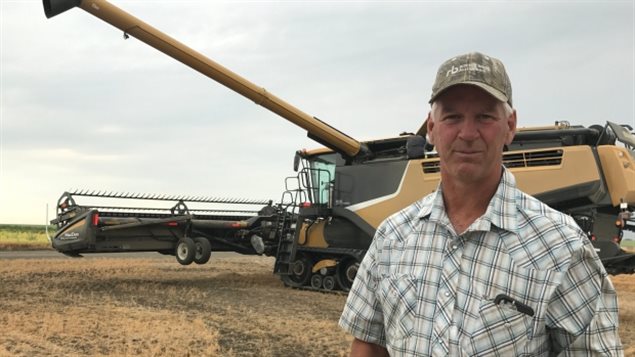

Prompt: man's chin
[{"left": 445, "top": 164, "right": 488, "bottom": 182}]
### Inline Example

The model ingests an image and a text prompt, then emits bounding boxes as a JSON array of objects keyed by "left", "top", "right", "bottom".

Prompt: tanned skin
[
  {"left": 427, "top": 85, "right": 516, "bottom": 234},
  {"left": 350, "top": 338, "right": 390, "bottom": 357}
]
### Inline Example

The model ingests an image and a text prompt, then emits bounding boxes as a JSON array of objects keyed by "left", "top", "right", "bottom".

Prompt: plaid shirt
[{"left": 339, "top": 169, "right": 622, "bottom": 356}]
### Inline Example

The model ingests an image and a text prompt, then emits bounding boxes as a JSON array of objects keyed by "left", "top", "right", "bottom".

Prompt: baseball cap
[{"left": 429, "top": 52, "right": 512, "bottom": 106}]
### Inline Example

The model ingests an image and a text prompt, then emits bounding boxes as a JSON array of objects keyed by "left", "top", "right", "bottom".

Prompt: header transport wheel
[
  {"left": 193, "top": 237, "right": 212, "bottom": 264},
  {"left": 175, "top": 237, "right": 196, "bottom": 265}
]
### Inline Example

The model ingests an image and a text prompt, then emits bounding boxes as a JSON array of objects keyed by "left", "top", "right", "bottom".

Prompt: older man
[{"left": 339, "top": 52, "right": 622, "bottom": 356}]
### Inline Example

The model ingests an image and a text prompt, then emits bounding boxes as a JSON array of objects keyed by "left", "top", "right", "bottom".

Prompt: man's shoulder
[
  {"left": 376, "top": 193, "right": 435, "bottom": 242},
  {"left": 513, "top": 188, "right": 587, "bottom": 248},
  {"left": 515, "top": 190, "right": 578, "bottom": 226},
  {"left": 494, "top": 184, "right": 591, "bottom": 271}
]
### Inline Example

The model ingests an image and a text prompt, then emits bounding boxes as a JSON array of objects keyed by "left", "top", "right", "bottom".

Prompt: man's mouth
[{"left": 455, "top": 150, "right": 482, "bottom": 155}]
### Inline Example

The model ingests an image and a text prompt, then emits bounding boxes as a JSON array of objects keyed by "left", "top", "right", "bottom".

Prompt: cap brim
[{"left": 429, "top": 81, "right": 509, "bottom": 104}]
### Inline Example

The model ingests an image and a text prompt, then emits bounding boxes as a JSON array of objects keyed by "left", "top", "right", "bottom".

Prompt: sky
[{"left": 1, "top": 0, "right": 634, "bottom": 225}]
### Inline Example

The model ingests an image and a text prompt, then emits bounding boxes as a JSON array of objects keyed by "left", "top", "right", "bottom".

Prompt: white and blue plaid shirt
[{"left": 339, "top": 169, "right": 622, "bottom": 356}]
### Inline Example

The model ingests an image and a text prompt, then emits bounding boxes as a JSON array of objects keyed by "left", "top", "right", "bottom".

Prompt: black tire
[
  {"left": 336, "top": 258, "right": 360, "bottom": 292},
  {"left": 193, "top": 237, "right": 212, "bottom": 264},
  {"left": 310, "top": 274, "right": 323, "bottom": 289},
  {"left": 281, "top": 255, "right": 312, "bottom": 288},
  {"left": 175, "top": 237, "right": 196, "bottom": 265},
  {"left": 323, "top": 276, "right": 336, "bottom": 291}
]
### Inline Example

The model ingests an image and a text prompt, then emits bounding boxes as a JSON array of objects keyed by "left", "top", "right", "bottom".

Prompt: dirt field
[{"left": 0, "top": 255, "right": 633, "bottom": 356}]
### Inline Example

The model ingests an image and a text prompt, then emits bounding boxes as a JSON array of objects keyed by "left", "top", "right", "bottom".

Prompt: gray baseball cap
[{"left": 429, "top": 52, "right": 512, "bottom": 106}]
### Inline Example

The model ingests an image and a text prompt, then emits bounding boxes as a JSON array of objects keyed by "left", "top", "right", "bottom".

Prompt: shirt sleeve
[
  {"left": 339, "top": 227, "right": 386, "bottom": 346},
  {"left": 546, "top": 239, "right": 623, "bottom": 356}
]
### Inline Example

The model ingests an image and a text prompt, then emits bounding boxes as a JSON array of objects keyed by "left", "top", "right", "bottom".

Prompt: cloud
[{"left": 1, "top": 0, "right": 633, "bottom": 224}]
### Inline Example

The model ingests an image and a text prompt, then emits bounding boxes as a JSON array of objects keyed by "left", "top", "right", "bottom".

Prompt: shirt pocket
[
  {"left": 377, "top": 273, "right": 419, "bottom": 342},
  {"left": 469, "top": 299, "right": 532, "bottom": 356},
  {"left": 465, "top": 264, "right": 560, "bottom": 356}
]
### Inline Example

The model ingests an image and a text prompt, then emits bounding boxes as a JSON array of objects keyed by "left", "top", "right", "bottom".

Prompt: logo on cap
[{"left": 446, "top": 63, "right": 491, "bottom": 77}]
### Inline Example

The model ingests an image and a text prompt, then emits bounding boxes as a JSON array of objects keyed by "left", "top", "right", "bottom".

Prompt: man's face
[{"left": 427, "top": 85, "right": 516, "bottom": 185}]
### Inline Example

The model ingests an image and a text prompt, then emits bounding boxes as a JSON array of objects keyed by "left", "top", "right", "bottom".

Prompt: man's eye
[{"left": 478, "top": 114, "right": 496, "bottom": 121}]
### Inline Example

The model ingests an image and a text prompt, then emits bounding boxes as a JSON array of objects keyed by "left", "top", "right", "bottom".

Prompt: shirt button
[
  {"left": 452, "top": 244, "right": 458, "bottom": 250},
  {"left": 444, "top": 291, "right": 451, "bottom": 297}
]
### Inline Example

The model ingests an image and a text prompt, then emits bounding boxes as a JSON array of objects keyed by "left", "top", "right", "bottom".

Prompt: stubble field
[{"left": 0, "top": 254, "right": 633, "bottom": 356}]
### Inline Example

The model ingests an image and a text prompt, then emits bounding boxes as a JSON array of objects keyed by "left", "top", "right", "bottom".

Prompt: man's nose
[{"left": 458, "top": 118, "right": 480, "bottom": 141}]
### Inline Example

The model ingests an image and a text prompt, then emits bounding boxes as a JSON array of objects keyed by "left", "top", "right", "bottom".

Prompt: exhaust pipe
[{"left": 43, "top": 0, "right": 81, "bottom": 18}]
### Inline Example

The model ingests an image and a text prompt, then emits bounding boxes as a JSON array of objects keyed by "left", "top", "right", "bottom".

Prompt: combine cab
[{"left": 43, "top": 0, "right": 635, "bottom": 291}]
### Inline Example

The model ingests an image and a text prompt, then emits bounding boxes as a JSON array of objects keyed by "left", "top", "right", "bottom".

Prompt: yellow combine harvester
[{"left": 44, "top": 0, "right": 635, "bottom": 291}]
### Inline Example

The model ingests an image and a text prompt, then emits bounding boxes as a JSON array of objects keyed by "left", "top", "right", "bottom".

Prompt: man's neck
[{"left": 441, "top": 171, "right": 502, "bottom": 235}]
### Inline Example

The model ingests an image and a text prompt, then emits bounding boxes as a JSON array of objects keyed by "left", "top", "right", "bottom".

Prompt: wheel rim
[
  {"left": 282, "top": 256, "right": 312, "bottom": 287},
  {"left": 336, "top": 259, "right": 359, "bottom": 291},
  {"left": 177, "top": 242, "right": 189, "bottom": 260},
  {"left": 346, "top": 263, "right": 359, "bottom": 282},
  {"left": 292, "top": 260, "right": 306, "bottom": 276},
  {"left": 323, "top": 276, "right": 335, "bottom": 290},
  {"left": 195, "top": 242, "right": 203, "bottom": 260},
  {"left": 310, "top": 274, "right": 323, "bottom": 289}
]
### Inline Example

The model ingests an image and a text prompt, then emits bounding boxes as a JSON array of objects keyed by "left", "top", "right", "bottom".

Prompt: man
[{"left": 339, "top": 52, "right": 622, "bottom": 356}]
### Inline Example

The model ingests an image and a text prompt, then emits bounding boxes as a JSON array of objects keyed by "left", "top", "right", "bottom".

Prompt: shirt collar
[
  {"left": 417, "top": 182, "right": 442, "bottom": 220},
  {"left": 417, "top": 167, "right": 519, "bottom": 234},
  {"left": 480, "top": 168, "right": 519, "bottom": 233}
]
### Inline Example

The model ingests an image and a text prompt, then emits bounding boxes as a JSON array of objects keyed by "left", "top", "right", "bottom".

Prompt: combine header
[
  {"left": 51, "top": 189, "right": 283, "bottom": 264},
  {"left": 43, "top": 0, "right": 635, "bottom": 291}
]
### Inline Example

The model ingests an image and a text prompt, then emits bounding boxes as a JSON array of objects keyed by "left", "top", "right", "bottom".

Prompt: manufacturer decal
[{"left": 59, "top": 232, "right": 80, "bottom": 241}]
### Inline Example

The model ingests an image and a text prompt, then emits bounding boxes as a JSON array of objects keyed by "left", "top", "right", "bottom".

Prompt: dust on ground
[{"left": 0, "top": 256, "right": 633, "bottom": 356}]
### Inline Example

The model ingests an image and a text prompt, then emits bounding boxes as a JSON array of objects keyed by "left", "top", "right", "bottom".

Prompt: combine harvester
[{"left": 43, "top": 0, "right": 635, "bottom": 291}]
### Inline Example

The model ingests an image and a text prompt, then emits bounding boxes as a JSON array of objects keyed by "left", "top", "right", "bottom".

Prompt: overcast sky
[{"left": 1, "top": 0, "right": 634, "bottom": 224}]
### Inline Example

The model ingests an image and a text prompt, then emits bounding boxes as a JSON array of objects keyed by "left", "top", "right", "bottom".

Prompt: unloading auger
[{"left": 43, "top": 0, "right": 368, "bottom": 160}]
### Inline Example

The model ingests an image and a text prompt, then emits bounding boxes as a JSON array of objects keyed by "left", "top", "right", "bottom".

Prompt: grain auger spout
[{"left": 42, "top": 0, "right": 368, "bottom": 160}]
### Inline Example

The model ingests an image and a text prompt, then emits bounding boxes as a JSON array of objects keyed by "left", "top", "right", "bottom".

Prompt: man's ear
[
  {"left": 426, "top": 112, "right": 435, "bottom": 145},
  {"left": 505, "top": 109, "right": 517, "bottom": 145}
]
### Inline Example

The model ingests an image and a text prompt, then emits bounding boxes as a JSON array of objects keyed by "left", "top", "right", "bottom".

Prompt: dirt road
[{"left": 0, "top": 255, "right": 632, "bottom": 356}]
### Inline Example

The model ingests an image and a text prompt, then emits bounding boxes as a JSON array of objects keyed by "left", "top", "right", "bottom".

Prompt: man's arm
[
  {"left": 547, "top": 240, "right": 622, "bottom": 355},
  {"left": 350, "top": 338, "right": 389, "bottom": 357},
  {"left": 556, "top": 274, "right": 622, "bottom": 356},
  {"left": 339, "top": 229, "right": 387, "bottom": 348}
]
